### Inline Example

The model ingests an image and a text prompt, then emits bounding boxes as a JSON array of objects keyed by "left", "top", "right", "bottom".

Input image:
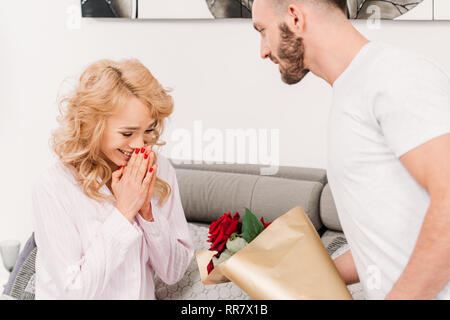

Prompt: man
[{"left": 251, "top": 0, "right": 450, "bottom": 299}]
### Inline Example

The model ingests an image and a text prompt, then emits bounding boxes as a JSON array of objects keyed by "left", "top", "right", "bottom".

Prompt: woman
[{"left": 31, "top": 59, "right": 194, "bottom": 299}]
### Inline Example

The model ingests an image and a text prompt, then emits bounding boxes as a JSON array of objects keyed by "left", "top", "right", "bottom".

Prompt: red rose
[
  {"left": 260, "top": 217, "right": 272, "bottom": 228},
  {"left": 207, "top": 212, "right": 240, "bottom": 254},
  {"left": 207, "top": 259, "right": 215, "bottom": 274}
]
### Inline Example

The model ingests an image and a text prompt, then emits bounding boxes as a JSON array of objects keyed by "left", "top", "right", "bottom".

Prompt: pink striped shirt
[{"left": 31, "top": 154, "right": 194, "bottom": 299}]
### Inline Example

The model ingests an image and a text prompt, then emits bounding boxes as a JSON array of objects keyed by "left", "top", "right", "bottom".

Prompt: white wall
[{"left": 1, "top": 0, "right": 450, "bottom": 249}]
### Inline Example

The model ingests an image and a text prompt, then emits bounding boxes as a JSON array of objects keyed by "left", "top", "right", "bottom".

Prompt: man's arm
[
  {"left": 386, "top": 133, "right": 450, "bottom": 300},
  {"left": 333, "top": 249, "right": 360, "bottom": 285}
]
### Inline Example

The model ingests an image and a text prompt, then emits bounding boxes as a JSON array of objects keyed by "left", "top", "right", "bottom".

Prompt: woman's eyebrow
[{"left": 119, "top": 120, "right": 157, "bottom": 130}]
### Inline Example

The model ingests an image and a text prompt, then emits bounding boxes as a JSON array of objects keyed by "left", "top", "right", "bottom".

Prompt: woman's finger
[
  {"left": 137, "top": 147, "right": 150, "bottom": 183},
  {"left": 147, "top": 150, "right": 155, "bottom": 173},
  {"left": 133, "top": 147, "right": 145, "bottom": 179},
  {"left": 111, "top": 166, "right": 124, "bottom": 186},
  {"left": 142, "top": 161, "right": 154, "bottom": 190},
  {"left": 145, "top": 145, "right": 153, "bottom": 170},
  {"left": 127, "top": 147, "right": 140, "bottom": 178},
  {"left": 148, "top": 164, "right": 158, "bottom": 193},
  {"left": 145, "top": 144, "right": 153, "bottom": 155}
]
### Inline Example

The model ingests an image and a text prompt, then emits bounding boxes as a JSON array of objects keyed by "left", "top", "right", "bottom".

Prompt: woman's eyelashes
[{"left": 121, "top": 129, "right": 154, "bottom": 137}]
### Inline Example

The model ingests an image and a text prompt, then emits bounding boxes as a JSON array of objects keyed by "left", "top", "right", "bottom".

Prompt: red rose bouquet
[
  {"left": 195, "top": 206, "right": 353, "bottom": 300},
  {"left": 206, "top": 209, "right": 271, "bottom": 274}
]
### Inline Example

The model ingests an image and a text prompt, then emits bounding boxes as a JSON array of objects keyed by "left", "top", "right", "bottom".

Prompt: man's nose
[{"left": 260, "top": 39, "right": 271, "bottom": 60}]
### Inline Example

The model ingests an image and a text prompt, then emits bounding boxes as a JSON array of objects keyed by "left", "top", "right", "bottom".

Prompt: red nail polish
[
  {"left": 119, "top": 166, "right": 123, "bottom": 170},
  {"left": 149, "top": 167, "right": 153, "bottom": 173},
  {"left": 135, "top": 148, "right": 139, "bottom": 154},
  {"left": 144, "top": 153, "right": 148, "bottom": 159},
  {"left": 141, "top": 147, "right": 145, "bottom": 153}
]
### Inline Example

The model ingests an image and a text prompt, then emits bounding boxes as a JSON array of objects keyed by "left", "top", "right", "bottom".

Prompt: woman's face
[{"left": 100, "top": 95, "right": 157, "bottom": 171}]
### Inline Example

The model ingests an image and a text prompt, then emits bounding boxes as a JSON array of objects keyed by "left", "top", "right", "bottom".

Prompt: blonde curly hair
[{"left": 50, "top": 58, "right": 173, "bottom": 206}]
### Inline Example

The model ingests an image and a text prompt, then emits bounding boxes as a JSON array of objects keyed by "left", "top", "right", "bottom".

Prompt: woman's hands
[
  {"left": 111, "top": 146, "right": 156, "bottom": 223},
  {"left": 138, "top": 151, "right": 158, "bottom": 222}
]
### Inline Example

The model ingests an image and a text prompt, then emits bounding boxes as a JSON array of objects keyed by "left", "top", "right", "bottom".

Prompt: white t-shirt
[{"left": 327, "top": 41, "right": 450, "bottom": 300}]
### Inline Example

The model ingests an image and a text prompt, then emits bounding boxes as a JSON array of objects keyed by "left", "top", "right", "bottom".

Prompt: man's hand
[{"left": 333, "top": 249, "right": 360, "bottom": 285}]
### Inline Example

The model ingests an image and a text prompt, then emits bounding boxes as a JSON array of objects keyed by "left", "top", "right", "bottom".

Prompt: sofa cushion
[
  {"left": 171, "top": 160, "right": 328, "bottom": 185},
  {"left": 321, "top": 230, "right": 348, "bottom": 256},
  {"left": 319, "top": 184, "right": 342, "bottom": 231},
  {"left": 9, "top": 247, "right": 36, "bottom": 300},
  {"left": 3, "top": 233, "right": 35, "bottom": 296},
  {"left": 176, "top": 169, "right": 324, "bottom": 230},
  {"left": 250, "top": 176, "right": 323, "bottom": 230},
  {"left": 176, "top": 169, "right": 258, "bottom": 223}
]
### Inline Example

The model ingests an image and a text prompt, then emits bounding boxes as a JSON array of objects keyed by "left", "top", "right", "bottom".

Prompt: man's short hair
[
  {"left": 271, "top": 0, "right": 347, "bottom": 14},
  {"left": 321, "top": 0, "right": 347, "bottom": 12}
]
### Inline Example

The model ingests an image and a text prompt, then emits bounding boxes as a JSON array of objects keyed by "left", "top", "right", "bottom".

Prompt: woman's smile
[{"left": 118, "top": 148, "right": 132, "bottom": 160}]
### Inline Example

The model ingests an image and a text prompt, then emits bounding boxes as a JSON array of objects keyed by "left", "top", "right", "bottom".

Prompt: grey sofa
[{"left": 2, "top": 160, "right": 363, "bottom": 300}]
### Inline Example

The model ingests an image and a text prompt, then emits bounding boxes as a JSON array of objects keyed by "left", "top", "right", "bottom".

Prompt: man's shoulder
[
  {"left": 370, "top": 41, "right": 426, "bottom": 65},
  {"left": 370, "top": 41, "right": 449, "bottom": 84}
]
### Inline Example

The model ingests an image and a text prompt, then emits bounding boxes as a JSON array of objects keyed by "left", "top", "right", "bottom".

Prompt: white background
[
  {"left": 139, "top": 0, "right": 213, "bottom": 19},
  {"left": 435, "top": 0, "right": 450, "bottom": 20},
  {"left": 0, "top": 0, "right": 450, "bottom": 271}
]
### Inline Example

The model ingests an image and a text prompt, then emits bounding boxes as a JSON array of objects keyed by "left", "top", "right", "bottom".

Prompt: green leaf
[{"left": 239, "top": 208, "right": 264, "bottom": 243}]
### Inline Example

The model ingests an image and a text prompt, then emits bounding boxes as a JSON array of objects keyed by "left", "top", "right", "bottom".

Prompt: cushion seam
[{"left": 249, "top": 176, "right": 260, "bottom": 213}]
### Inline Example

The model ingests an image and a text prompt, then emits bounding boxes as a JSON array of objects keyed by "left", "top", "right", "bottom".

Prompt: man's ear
[{"left": 286, "top": 3, "right": 306, "bottom": 34}]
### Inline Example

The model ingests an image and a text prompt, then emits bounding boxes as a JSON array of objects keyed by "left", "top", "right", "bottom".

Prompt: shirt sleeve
[
  {"left": 372, "top": 56, "right": 450, "bottom": 158},
  {"left": 135, "top": 156, "right": 194, "bottom": 285},
  {"left": 31, "top": 175, "right": 140, "bottom": 299}
]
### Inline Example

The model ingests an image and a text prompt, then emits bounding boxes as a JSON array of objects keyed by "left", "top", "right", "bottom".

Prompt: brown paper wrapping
[{"left": 195, "top": 206, "right": 352, "bottom": 300}]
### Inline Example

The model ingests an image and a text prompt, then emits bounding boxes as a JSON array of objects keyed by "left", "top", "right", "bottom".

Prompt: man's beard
[{"left": 276, "top": 23, "right": 310, "bottom": 85}]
